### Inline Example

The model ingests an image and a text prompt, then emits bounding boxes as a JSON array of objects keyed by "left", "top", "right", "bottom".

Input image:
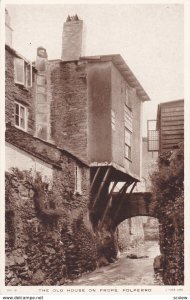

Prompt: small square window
[
  {"left": 14, "top": 102, "right": 27, "bottom": 131},
  {"left": 125, "top": 144, "right": 131, "bottom": 160}
]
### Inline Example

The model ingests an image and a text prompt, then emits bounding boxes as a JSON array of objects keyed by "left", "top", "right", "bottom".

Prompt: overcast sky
[{"left": 6, "top": 3, "right": 184, "bottom": 136}]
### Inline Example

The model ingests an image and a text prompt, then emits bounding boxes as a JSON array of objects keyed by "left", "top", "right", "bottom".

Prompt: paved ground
[{"left": 70, "top": 241, "right": 163, "bottom": 286}]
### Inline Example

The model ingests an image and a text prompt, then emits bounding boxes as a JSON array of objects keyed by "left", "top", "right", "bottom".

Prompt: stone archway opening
[
  {"left": 116, "top": 216, "right": 160, "bottom": 257},
  {"left": 115, "top": 216, "right": 163, "bottom": 285}
]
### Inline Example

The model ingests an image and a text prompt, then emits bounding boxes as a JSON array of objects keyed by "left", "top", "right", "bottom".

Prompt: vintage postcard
[{"left": 0, "top": 0, "right": 190, "bottom": 298}]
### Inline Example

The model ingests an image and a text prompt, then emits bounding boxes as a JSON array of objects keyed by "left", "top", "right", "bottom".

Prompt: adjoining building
[{"left": 147, "top": 99, "right": 184, "bottom": 154}]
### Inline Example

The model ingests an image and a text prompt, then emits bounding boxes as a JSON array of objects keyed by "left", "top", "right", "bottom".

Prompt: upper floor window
[
  {"left": 125, "top": 128, "right": 132, "bottom": 160},
  {"left": 126, "top": 86, "right": 135, "bottom": 108},
  {"left": 74, "top": 164, "right": 82, "bottom": 195},
  {"left": 124, "top": 105, "right": 133, "bottom": 161},
  {"left": 124, "top": 105, "right": 133, "bottom": 132},
  {"left": 14, "top": 102, "right": 27, "bottom": 131},
  {"left": 14, "top": 57, "right": 32, "bottom": 88}
]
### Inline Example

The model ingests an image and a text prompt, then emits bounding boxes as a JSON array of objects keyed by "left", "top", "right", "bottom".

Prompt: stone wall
[
  {"left": 117, "top": 219, "right": 131, "bottom": 252},
  {"left": 5, "top": 46, "right": 36, "bottom": 135},
  {"left": 117, "top": 217, "right": 145, "bottom": 253},
  {"left": 5, "top": 166, "right": 122, "bottom": 285},
  {"left": 5, "top": 123, "right": 86, "bottom": 168},
  {"left": 48, "top": 60, "right": 88, "bottom": 162},
  {"left": 143, "top": 217, "right": 159, "bottom": 241},
  {"left": 5, "top": 168, "right": 97, "bottom": 285},
  {"left": 5, "top": 125, "right": 122, "bottom": 285}
]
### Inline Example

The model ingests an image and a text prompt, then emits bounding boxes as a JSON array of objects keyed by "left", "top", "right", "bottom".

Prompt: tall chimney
[
  {"left": 5, "top": 9, "right": 13, "bottom": 47},
  {"left": 61, "top": 15, "right": 83, "bottom": 61}
]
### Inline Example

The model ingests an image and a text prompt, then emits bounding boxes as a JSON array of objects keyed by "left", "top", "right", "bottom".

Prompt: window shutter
[
  {"left": 14, "top": 57, "right": 25, "bottom": 85},
  {"left": 25, "top": 62, "right": 32, "bottom": 88}
]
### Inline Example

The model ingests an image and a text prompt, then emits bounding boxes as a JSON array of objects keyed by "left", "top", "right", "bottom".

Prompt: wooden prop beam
[
  {"left": 89, "top": 167, "right": 101, "bottom": 193},
  {"left": 99, "top": 181, "right": 118, "bottom": 226},
  {"left": 92, "top": 167, "right": 111, "bottom": 209}
]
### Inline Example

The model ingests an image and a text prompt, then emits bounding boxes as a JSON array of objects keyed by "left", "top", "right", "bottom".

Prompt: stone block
[
  {"left": 36, "top": 93, "right": 47, "bottom": 104},
  {"left": 37, "top": 86, "right": 46, "bottom": 93},
  {"left": 36, "top": 114, "right": 48, "bottom": 123},
  {"left": 37, "top": 104, "right": 48, "bottom": 114},
  {"left": 14, "top": 256, "right": 25, "bottom": 265},
  {"left": 32, "top": 269, "right": 45, "bottom": 284},
  {"left": 36, "top": 124, "right": 47, "bottom": 140},
  {"left": 37, "top": 75, "right": 46, "bottom": 86},
  {"left": 153, "top": 255, "right": 163, "bottom": 270}
]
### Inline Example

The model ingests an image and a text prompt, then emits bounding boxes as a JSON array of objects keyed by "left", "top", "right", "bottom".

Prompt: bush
[{"left": 150, "top": 143, "right": 184, "bottom": 285}]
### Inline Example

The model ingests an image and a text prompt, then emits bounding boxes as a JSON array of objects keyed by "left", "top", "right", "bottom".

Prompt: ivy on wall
[{"left": 150, "top": 143, "right": 184, "bottom": 285}]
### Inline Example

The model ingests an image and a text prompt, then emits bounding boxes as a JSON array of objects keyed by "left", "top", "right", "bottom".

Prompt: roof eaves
[
  {"left": 80, "top": 54, "right": 151, "bottom": 102},
  {"left": 111, "top": 55, "right": 151, "bottom": 102},
  {"left": 5, "top": 44, "right": 37, "bottom": 70},
  {"left": 6, "top": 140, "right": 61, "bottom": 169},
  {"left": 159, "top": 99, "right": 184, "bottom": 107},
  {"left": 5, "top": 123, "right": 89, "bottom": 168}
]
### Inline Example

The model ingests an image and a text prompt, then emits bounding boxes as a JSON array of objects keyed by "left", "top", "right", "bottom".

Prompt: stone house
[{"left": 5, "top": 11, "right": 151, "bottom": 285}]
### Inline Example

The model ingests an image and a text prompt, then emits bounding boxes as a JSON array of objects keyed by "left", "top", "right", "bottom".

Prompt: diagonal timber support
[
  {"left": 92, "top": 167, "right": 111, "bottom": 209},
  {"left": 89, "top": 167, "right": 101, "bottom": 193},
  {"left": 99, "top": 181, "right": 118, "bottom": 227},
  {"left": 112, "top": 182, "right": 131, "bottom": 220}
]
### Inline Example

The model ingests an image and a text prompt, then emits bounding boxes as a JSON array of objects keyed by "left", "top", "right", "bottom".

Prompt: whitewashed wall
[{"left": 5, "top": 142, "right": 53, "bottom": 183}]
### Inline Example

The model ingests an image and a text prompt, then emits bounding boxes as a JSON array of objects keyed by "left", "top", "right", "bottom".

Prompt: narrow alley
[{"left": 69, "top": 241, "right": 163, "bottom": 286}]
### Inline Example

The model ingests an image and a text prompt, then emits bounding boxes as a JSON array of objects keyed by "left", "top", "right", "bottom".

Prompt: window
[
  {"left": 147, "top": 120, "right": 159, "bottom": 152},
  {"left": 124, "top": 105, "right": 132, "bottom": 131},
  {"left": 124, "top": 105, "right": 133, "bottom": 160},
  {"left": 14, "top": 102, "right": 27, "bottom": 131},
  {"left": 111, "top": 109, "right": 116, "bottom": 131},
  {"left": 125, "top": 128, "right": 132, "bottom": 160},
  {"left": 74, "top": 164, "right": 82, "bottom": 194},
  {"left": 14, "top": 57, "right": 32, "bottom": 88}
]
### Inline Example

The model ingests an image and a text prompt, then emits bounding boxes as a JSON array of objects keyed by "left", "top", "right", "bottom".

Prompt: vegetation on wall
[
  {"left": 150, "top": 143, "right": 184, "bottom": 285},
  {"left": 5, "top": 168, "right": 97, "bottom": 285}
]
